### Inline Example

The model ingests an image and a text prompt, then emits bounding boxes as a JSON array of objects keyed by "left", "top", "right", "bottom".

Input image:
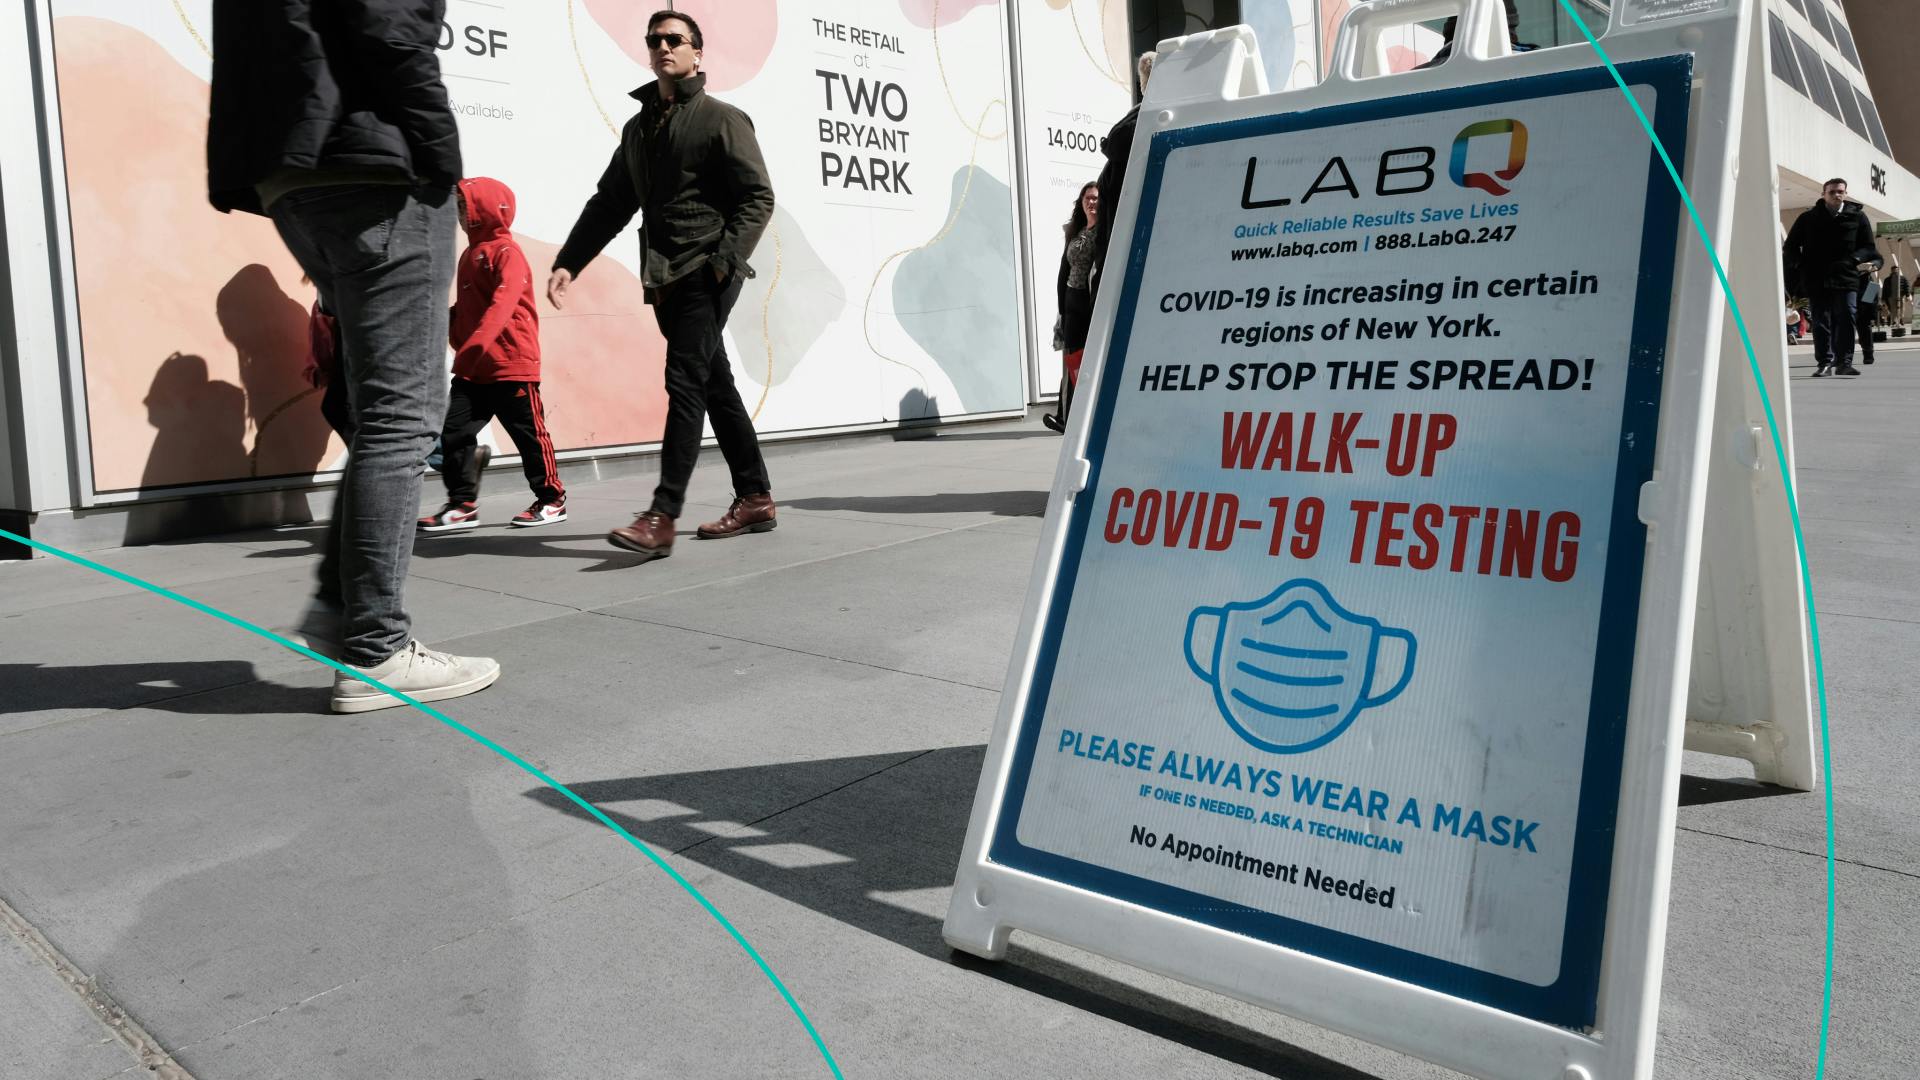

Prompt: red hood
[{"left": 458, "top": 177, "right": 515, "bottom": 242}]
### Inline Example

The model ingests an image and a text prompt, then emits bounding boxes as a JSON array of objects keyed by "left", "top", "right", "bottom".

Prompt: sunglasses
[{"left": 644, "top": 32, "right": 692, "bottom": 50}]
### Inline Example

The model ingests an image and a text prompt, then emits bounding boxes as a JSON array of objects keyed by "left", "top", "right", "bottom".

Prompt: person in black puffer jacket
[
  {"left": 1784, "top": 177, "right": 1878, "bottom": 378},
  {"left": 208, "top": 1, "right": 462, "bottom": 214},
  {"left": 208, "top": 0, "right": 502, "bottom": 713}
]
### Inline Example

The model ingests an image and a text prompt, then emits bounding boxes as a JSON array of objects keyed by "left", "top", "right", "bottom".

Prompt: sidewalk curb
[{"left": 0, "top": 894, "right": 193, "bottom": 1079}]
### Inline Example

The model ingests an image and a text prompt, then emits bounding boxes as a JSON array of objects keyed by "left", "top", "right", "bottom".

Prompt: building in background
[
  {"left": 1843, "top": 1, "right": 1920, "bottom": 167},
  {"left": 1828, "top": 0, "right": 1920, "bottom": 307},
  {"left": 1763, "top": 0, "right": 1920, "bottom": 272}
]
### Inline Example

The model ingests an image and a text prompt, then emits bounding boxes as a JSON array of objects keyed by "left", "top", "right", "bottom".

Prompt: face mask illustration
[{"left": 1184, "top": 579, "right": 1416, "bottom": 754}]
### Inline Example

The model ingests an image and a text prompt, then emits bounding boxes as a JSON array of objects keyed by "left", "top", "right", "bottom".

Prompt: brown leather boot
[
  {"left": 697, "top": 493, "right": 777, "bottom": 539},
  {"left": 608, "top": 509, "right": 675, "bottom": 558}
]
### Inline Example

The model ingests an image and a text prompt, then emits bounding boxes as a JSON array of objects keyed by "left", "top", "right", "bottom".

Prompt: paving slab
[
  {"left": 168, "top": 740, "right": 1454, "bottom": 1080},
  {"left": 1791, "top": 469, "right": 1920, "bottom": 529},
  {"left": 0, "top": 538, "right": 271, "bottom": 616},
  {"left": 596, "top": 526, "right": 1038, "bottom": 691},
  {"left": 0, "top": 568, "right": 572, "bottom": 736},
  {"left": 1804, "top": 535, "right": 1920, "bottom": 625},
  {"left": 0, "top": 611, "right": 997, "bottom": 1063},
  {"left": 503, "top": 739, "right": 1461, "bottom": 1080},
  {"left": 1658, "top": 831, "right": 1920, "bottom": 1080},
  {"left": 403, "top": 506, "right": 946, "bottom": 611},
  {"left": 1678, "top": 611, "right": 1920, "bottom": 875}
]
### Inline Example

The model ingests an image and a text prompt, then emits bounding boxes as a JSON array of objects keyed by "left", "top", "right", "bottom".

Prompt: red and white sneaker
[
  {"left": 418, "top": 502, "right": 480, "bottom": 532},
  {"left": 510, "top": 499, "right": 567, "bottom": 528}
]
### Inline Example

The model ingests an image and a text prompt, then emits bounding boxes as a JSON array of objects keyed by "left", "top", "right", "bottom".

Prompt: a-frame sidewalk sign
[{"left": 946, "top": 1, "right": 1814, "bottom": 1078}]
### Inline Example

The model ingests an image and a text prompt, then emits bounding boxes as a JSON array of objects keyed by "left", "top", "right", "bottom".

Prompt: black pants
[
  {"left": 1809, "top": 287, "right": 1858, "bottom": 368},
  {"left": 440, "top": 377, "right": 564, "bottom": 504},
  {"left": 1856, "top": 297, "right": 1876, "bottom": 364},
  {"left": 650, "top": 268, "right": 769, "bottom": 519},
  {"left": 1061, "top": 286, "right": 1093, "bottom": 354}
]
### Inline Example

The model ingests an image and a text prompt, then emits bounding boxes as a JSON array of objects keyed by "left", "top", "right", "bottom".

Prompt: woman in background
[{"left": 1043, "top": 182, "right": 1100, "bottom": 433}]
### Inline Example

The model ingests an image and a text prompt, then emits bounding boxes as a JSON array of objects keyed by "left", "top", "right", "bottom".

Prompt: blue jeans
[
  {"left": 1809, "top": 287, "right": 1858, "bottom": 368},
  {"left": 269, "top": 184, "right": 457, "bottom": 666}
]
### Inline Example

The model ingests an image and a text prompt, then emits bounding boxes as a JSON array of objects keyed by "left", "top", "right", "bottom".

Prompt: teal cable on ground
[
  {"left": 1553, "top": 3, "right": 1838, "bottom": 1076},
  {"left": 0, "top": 526, "right": 844, "bottom": 1080}
]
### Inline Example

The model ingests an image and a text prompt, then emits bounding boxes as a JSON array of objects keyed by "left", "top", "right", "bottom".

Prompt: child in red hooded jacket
[{"left": 419, "top": 177, "right": 567, "bottom": 531}]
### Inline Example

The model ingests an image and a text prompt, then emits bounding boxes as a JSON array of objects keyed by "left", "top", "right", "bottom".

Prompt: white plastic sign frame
[
  {"left": 1681, "top": 0, "right": 1817, "bottom": 793},
  {"left": 945, "top": 2, "right": 1752, "bottom": 1078}
]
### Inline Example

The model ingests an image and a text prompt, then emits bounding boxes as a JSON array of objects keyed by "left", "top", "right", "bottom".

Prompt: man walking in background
[
  {"left": 547, "top": 9, "right": 778, "bottom": 562},
  {"left": 207, "top": 0, "right": 500, "bottom": 712},
  {"left": 1784, "top": 177, "right": 1877, "bottom": 378}
]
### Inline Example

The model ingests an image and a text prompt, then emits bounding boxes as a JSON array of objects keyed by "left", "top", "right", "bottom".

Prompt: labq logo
[
  {"left": 1449, "top": 119, "right": 1529, "bottom": 196},
  {"left": 1238, "top": 117, "right": 1530, "bottom": 208}
]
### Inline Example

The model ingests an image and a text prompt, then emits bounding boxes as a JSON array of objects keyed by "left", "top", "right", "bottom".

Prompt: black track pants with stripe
[{"left": 439, "top": 377, "right": 564, "bottom": 504}]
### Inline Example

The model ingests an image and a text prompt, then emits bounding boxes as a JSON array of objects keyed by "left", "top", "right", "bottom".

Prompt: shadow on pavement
[
  {"left": 524, "top": 747, "right": 1380, "bottom": 1080},
  {"left": 896, "top": 430, "right": 1059, "bottom": 443},
  {"left": 0, "top": 661, "right": 321, "bottom": 716},
  {"left": 408, "top": 529, "right": 654, "bottom": 572},
  {"left": 244, "top": 543, "right": 318, "bottom": 558},
  {"left": 243, "top": 526, "right": 654, "bottom": 572},
  {"left": 238, "top": 522, "right": 328, "bottom": 558},
  {"left": 784, "top": 491, "right": 1046, "bottom": 517},
  {"left": 90, "top": 765, "right": 536, "bottom": 1078},
  {"left": 1678, "top": 774, "right": 1805, "bottom": 807}
]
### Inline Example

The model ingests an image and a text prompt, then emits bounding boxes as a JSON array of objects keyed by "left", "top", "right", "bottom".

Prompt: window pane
[
  {"left": 1802, "top": 0, "right": 1837, "bottom": 48},
  {"left": 1827, "top": 63, "right": 1870, "bottom": 142},
  {"left": 1790, "top": 33, "right": 1842, "bottom": 121},
  {"left": 1509, "top": 0, "right": 1615, "bottom": 50},
  {"left": 1856, "top": 88, "right": 1893, "bottom": 155},
  {"left": 1832, "top": 22, "right": 1863, "bottom": 70},
  {"left": 1783, "top": 0, "right": 1809, "bottom": 17},
  {"left": 1768, "top": 14, "right": 1807, "bottom": 96}
]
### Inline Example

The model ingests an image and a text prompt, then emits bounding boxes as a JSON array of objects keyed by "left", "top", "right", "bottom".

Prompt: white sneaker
[
  {"left": 331, "top": 640, "right": 500, "bottom": 714},
  {"left": 281, "top": 599, "right": 344, "bottom": 660},
  {"left": 510, "top": 498, "right": 568, "bottom": 527},
  {"left": 418, "top": 502, "right": 481, "bottom": 533}
]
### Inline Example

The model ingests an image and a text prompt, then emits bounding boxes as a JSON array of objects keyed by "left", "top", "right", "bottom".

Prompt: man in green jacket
[{"left": 549, "top": 9, "right": 777, "bottom": 560}]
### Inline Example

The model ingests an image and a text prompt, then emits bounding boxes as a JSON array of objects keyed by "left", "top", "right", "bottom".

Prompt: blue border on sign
[{"left": 986, "top": 56, "right": 1693, "bottom": 1031}]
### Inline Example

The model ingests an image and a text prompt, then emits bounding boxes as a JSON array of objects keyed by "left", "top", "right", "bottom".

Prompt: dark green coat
[{"left": 555, "top": 74, "right": 774, "bottom": 291}]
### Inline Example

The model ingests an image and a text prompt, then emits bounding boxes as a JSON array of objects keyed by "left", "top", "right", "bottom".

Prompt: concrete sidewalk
[{"left": 1, "top": 347, "right": 1915, "bottom": 1079}]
